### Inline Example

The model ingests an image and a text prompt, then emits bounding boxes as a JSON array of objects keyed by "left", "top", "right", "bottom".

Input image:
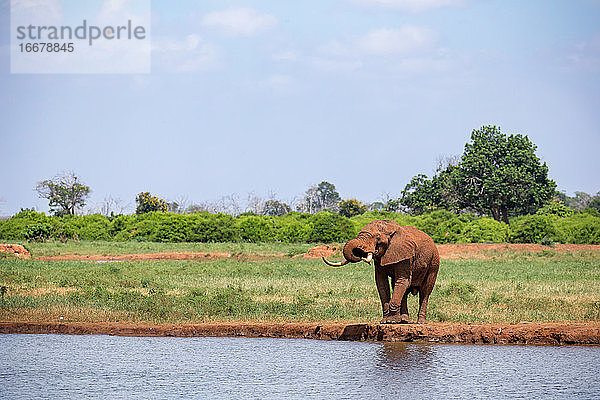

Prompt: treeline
[{"left": 1, "top": 208, "right": 598, "bottom": 244}]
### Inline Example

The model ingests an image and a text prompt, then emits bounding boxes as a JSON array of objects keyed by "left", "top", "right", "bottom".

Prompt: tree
[
  {"left": 588, "top": 193, "right": 600, "bottom": 211},
  {"left": 338, "top": 199, "right": 366, "bottom": 218},
  {"left": 167, "top": 195, "right": 189, "bottom": 214},
  {"left": 565, "top": 191, "right": 593, "bottom": 211},
  {"left": 263, "top": 199, "right": 291, "bottom": 216},
  {"left": 399, "top": 165, "right": 461, "bottom": 215},
  {"left": 99, "top": 195, "right": 127, "bottom": 216},
  {"left": 316, "top": 181, "right": 341, "bottom": 212},
  {"left": 246, "top": 192, "right": 265, "bottom": 215},
  {"left": 35, "top": 171, "right": 91, "bottom": 216},
  {"left": 368, "top": 201, "right": 386, "bottom": 211},
  {"left": 298, "top": 181, "right": 341, "bottom": 213},
  {"left": 400, "top": 174, "right": 438, "bottom": 215},
  {"left": 135, "top": 192, "right": 168, "bottom": 214},
  {"left": 457, "top": 125, "right": 555, "bottom": 223}
]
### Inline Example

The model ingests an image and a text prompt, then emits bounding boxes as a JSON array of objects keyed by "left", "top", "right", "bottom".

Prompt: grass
[
  {"left": 16, "top": 240, "right": 315, "bottom": 258},
  {"left": 0, "top": 242, "right": 599, "bottom": 324}
]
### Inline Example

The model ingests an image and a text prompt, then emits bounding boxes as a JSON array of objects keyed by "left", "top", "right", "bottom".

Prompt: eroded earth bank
[{"left": 2, "top": 321, "right": 599, "bottom": 345}]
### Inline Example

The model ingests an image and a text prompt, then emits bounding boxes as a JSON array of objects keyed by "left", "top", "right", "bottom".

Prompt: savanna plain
[{"left": 1, "top": 241, "right": 599, "bottom": 326}]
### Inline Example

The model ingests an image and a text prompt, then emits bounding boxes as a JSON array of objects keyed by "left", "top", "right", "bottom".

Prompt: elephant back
[
  {"left": 380, "top": 225, "right": 438, "bottom": 267},
  {"left": 404, "top": 226, "right": 439, "bottom": 268}
]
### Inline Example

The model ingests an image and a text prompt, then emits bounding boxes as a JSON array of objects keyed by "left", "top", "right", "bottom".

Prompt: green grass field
[
  {"left": 19, "top": 240, "right": 315, "bottom": 258},
  {"left": 1, "top": 242, "right": 599, "bottom": 324}
]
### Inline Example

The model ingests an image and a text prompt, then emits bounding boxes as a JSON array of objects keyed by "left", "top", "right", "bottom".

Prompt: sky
[{"left": 1, "top": 0, "right": 599, "bottom": 216}]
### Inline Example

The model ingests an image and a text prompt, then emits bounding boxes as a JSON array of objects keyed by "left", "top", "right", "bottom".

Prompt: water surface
[{"left": 1, "top": 334, "right": 598, "bottom": 399}]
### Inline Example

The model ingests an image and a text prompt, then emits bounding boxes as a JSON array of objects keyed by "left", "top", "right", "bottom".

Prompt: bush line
[{"left": 1, "top": 209, "right": 599, "bottom": 244}]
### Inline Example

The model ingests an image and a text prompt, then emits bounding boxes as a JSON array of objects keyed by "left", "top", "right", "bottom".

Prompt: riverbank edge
[{"left": 1, "top": 321, "right": 599, "bottom": 345}]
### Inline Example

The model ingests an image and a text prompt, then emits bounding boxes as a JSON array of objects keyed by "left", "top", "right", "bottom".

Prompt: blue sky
[{"left": 1, "top": 0, "right": 599, "bottom": 215}]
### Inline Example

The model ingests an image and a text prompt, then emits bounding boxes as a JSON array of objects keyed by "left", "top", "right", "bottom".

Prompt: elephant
[{"left": 323, "top": 220, "right": 439, "bottom": 324}]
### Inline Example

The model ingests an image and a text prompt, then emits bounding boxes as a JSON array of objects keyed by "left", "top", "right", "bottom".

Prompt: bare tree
[
  {"left": 297, "top": 185, "right": 319, "bottom": 213},
  {"left": 167, "top": 195, "right": 190, "bottom": 214},
  {"left": 99, "top": 196, "right": 128, "bottom": 216},
  {"left": 569, "top": 192, "right": 592, "bottom": 211},
  {"left": 246, "top": 192, "right": 265, "bottom": 214},
  {"left": 380, "top": 192, "right": 402, "bottom": 212},
  {"left": 203, "top": 193, "right": 242, "bottom": 215},
  {"left": 224, "top": 193, "right": 241, "bottom": 216}
]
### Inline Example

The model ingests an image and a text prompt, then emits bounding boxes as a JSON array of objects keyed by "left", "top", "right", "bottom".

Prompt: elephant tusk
[
  {"left": 322, "top": 257, "right": 350, "bottom": 267},
  {"left": 362, "top": 253, "right": 373, "bottom": 263}
]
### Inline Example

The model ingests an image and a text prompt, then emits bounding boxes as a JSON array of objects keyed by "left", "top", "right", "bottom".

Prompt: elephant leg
[
  {"left": 417, "top": 267, "right": 439, "bottom": 324},
  {"left": 416, "top": 289, "right": 430, "bottom": 324},
  {"left": 400, "top": 290, "right": 410, "bottom": 318},
  {"left": 382, "top": 276, "right": 410, "bottom": 324},
  {"left": 375, "top": 268, "right": 391, "bottom": 317}
]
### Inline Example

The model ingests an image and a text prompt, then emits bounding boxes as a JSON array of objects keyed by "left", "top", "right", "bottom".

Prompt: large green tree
[
  {"left": 400, "top": 165, "right": 461, "bottom": 215},
  {"left": 400, "top": 125, "right": 556, "bottom": 222},
  {"left": 457, "top": 125, "right": 555, "bottom": 223},
  {"left": 399, "top": 174, "right": 439, "bottom": 215},
  {"left": 35, "top": 171, "right": 91, "bottom": 216}
]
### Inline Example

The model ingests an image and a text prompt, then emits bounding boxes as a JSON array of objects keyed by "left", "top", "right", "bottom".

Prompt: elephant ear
[{"left": 380, "top": 227, "right": 416, "bottom": 267}]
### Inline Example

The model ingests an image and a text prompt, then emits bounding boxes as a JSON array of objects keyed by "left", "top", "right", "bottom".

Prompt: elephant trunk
[
  {"left": 343, "top": 238, "right": 363, "bottom": 263},
  {"left": 322, "top": 237, "right": 374, "bottom": 267}
]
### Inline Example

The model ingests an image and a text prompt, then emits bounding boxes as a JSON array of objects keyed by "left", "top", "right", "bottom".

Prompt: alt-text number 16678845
[{"left": 19, "top": 43, "right": 74, "bottom": 53}]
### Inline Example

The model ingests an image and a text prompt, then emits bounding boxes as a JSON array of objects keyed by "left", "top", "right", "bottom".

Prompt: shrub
[
  {"left": 187, "top": 213, "right": 237, "bottom": 242},
  {"left": 308, "top": 212, "right": 354, "bottom": 243},
  {"left": 1, "top": 208, "right": 599, "bottom": 244},
  {"left": 460, "top": 217, "right": 510, "bottom": 243},
  {"left": 272, "top": 212, "right": 311, "bottom": 242},
  {"left": 411, "top": 210, "right": 475, "bottom": 244},
  {"left": 23, "top": 223, "right": 53, "bottom": 241},
  {"left": 536, "top": 199, "right": 574, "bottom": 218},
  {"left": 555, "top": 213, "right": 600, "bottom": 244},
  {"left": 59, "top": 214, "right": 111, "bottom": 240},
  {"left": 237, "top": 215, "right": 275, "bottom": 242},
  {"left": 510, "top": 215, "right": 559, "bottom": 243},
  {"left": 150, "top": 214, "right": 190, "bottom": 242},
  {"left": 0, "top": 209, "right": 47, "bottom": 239}
]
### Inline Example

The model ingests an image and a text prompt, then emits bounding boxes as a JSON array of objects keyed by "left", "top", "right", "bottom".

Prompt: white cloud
[
  {"left": 201, "top": 7, "right": 277, "bottom": 36},
  {"left": 99, "top": 0, "right": 128, "bottom": 15},
  {"left": 354, "top": 0, "right": 465, "bottom": 12},
  {"left": 311, "top": 25, "right": 450, "bottom": 75},
  {"left": 317, "top": 40, "right": 349, "bottom": 57},
  {"left": 11, "top": 0, "right": 62, "bottom": 25},
  {"left": 566, "top": 32, "right": 600, "bottom": 71},
  {"left": 357, "top": 26, "right": 436, "bottom": 55},
  {"left": 272, "top": 51, "right": 298, "bottom": 62},
  {"left": 266, "top": 74, "right": 293, "bottom": 87},
  {"left": 311, "top": 58, "right": 363, "bottom": 73},
  {"left": 153, "top": 34, "right": 219, "bottom": 72}
]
